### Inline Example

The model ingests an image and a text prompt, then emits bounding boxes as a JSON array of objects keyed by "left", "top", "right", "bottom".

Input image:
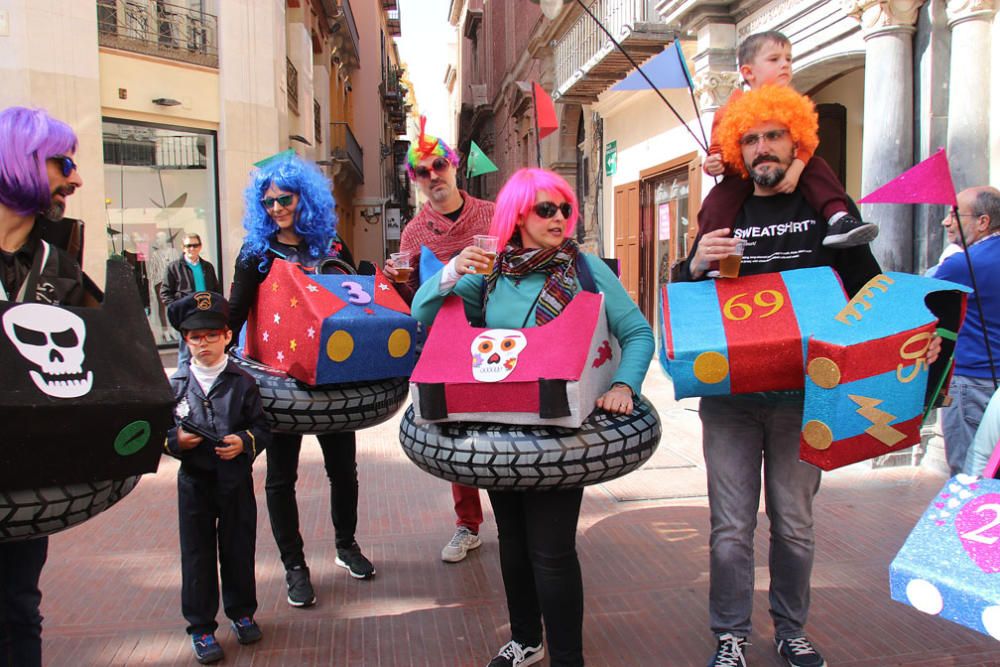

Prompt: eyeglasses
[
  {"left": 262, "top": 194, "right": 295, "bottom": 209},
  {"left": 413, "top": 157, "right": 451, "bottom": 180},
  {"left": 50, "top": 155, "right": 78, "bottom": 177},
  {"left": 948, "top": 211, "right": 982, "bottom": 221},
  {"left": 532, "top": 201, "right": 573, "bottom": 219},
  {"left": 739, "top": 129, "right": 790, "bottom": 148},
  {"left": 185, "top": 331, "right": 224, "bottom": 344},
  {"left": 183, "top": 243, "right": 202, "bottom": 249}
]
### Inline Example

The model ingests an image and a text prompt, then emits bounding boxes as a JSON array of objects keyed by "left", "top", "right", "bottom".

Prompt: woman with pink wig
[{"left": 412, "top": 168, "right": 653, "bottom": 667}]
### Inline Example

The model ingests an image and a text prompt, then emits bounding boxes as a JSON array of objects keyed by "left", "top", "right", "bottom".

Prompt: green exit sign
[{"left": 604, "top": 140, "right": 617, "bottom": 176}]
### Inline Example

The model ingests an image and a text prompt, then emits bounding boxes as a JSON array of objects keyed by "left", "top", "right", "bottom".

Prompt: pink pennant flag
[{"left": 859, "top": 148, "right": 957, "bottom": 207}]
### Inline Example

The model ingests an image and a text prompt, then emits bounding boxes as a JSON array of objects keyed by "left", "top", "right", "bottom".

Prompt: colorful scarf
[{"left": 485, "top": 238, "right": 580, "bottom": 325}]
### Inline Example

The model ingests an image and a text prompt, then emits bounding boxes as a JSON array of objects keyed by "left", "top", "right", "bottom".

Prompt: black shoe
[
  {"left": 707, "top": 633, "right": 748, "bottom": 667},
  {"left": 190, "top": 633, "right": 224, "bottom": 664},
  {"left": 335, "top": 542, "right": 376, "bottom": 579},
  {"left": 822, "top": 215, "right": 878, "bottom": 248},
  {"left": 230, "top": 616, "right": 263, "bottom": 645},
  {"left": 776, "top": 636, "right": 826, "bottom": 667},
  {"left": 285, "top": 565, "right": 316, "bottom": 607},
  {"left": 486, "top": 639, "right": 545, "bottom": 666}
]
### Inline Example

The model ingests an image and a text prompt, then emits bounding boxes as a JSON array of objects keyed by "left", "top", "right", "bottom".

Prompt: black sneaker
[
  {"left": 707, "top": 633, "right": 748, "bottom": 667},
  {"left": 335, "top": 542, "right": 376, "bottom": 579},
  {"left": 486, "top": 639, "right": 545, "bottom": 667},
  {"left": 285, "top": 565, "right": 316, "bottom": 607},
  {"left": 190, "top": 633, "right": 224, "bottom": 664},
  {"left": 230, "top": 616, "right": 263, "bottom": 645},
  {"left": 776, "top": 636, "right": 826, "bottom": 667},
  {"left": 822, "top": 214, "right": 878, "bottom": 248}
]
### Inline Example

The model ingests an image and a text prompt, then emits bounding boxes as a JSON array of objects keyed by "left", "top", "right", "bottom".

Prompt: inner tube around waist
[
  {"left": 399, "top": 396, "right": 661, "bottom": 491},
  {"left": 230, "top": 348, "right": 409, "bottom": 435},
  {"left": 1, "top": 476, "right": 140, "bottom": 542}
]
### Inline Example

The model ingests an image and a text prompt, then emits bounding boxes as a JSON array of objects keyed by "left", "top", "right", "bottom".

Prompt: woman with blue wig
[{"left": 228, "top": 154, "right": 375, "bottom": 609}]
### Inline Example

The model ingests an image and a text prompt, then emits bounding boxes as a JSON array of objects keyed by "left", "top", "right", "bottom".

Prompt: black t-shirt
[
  {"left": 692, "top": 191, "right": 880, "bottom": 297},
  {"left": 442, "top": 199, "right": 465, "bottom": 223}
]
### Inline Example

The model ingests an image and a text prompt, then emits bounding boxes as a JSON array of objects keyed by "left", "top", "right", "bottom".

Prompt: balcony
[
  {"left": 386, "top": 8, "right": 402, "bottom": 37},
  {"left": 328, "top": 0, "right": 360, "bottom": 70},
  {"left": 287, "top": 58, "right": 299, "bottom": 115},
  {"left": 97, "top": 0, "right": 218, "bottom": 68},
  {"left": 328, "top": 121, "right": 364, "bottom": 185},
  {"left": 553, "top": 0, "right": 676, "bottom": 104},
  {"left": 382, "top": 0, "right": 398, "bottom": 10}
]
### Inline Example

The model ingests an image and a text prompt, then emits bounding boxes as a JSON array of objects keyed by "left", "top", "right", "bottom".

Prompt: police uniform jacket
[{"left": 165, "top": 360, "right": 270, "bottom": 481}]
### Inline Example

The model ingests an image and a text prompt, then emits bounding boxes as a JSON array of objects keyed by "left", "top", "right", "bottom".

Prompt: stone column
[
  {"left": 946, "top": 0, "right": 996, "bottom": 190},
  {"left": 845, "top": 0, "right": 924, "bottom": 272}
]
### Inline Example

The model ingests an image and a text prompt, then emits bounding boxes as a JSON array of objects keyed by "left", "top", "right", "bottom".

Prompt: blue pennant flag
[
  {"left": 419, "top": 245, "right": 445, "bottom": 285},
  {"left": 611, "top": 41, "right": 693, "bottom": 92}
]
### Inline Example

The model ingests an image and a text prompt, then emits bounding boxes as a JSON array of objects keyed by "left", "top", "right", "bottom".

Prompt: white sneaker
[
  {"left": 486, "top": 640, "right": 544, "bottom": 667},
  {"left": 441, "top": 526, "right": 482, "bottom": 563}
]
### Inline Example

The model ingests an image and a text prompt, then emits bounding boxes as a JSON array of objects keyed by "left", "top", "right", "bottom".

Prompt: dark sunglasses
[
  {"left": 533, "top": 201, "right": 573, "bottom": 219},
  {"left": 50, "top": 155, "right": 78, "bottom": 177},
  {"left": 413, "top": 157, "right": 451, "bottom": 180},
  {"left": 262, "top": 193, "right": 295, "bottom": 209},
  {"left": 183, "top": 243, "right": 202, "bottom": 249}
]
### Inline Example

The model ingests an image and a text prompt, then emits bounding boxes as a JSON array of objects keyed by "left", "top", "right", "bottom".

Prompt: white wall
[{"left": 810, "top": 68, "right": 866, "bottom": 199}]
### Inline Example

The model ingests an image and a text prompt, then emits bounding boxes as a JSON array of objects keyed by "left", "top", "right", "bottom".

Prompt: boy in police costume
[{"left": 165, "top": 291, "right": 270, "bottom": 664}]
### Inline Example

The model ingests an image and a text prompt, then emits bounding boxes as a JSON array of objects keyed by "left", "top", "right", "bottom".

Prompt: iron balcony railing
[
  {"left": 330, "top": 122, "right": 364, "bottom": 183},
  {"left": 97, "top": 0, "right": 218, "bottom": 68},
  {"left": 386, "top": 8, "right": 401, "bottom": 36},
  {"left": 341, "top": 0, "right": 360, "bottom": 62},
  {"left": 287, "top": 58, "right": 299, "bottom": 115},
  {"left": 314, "top": 100, "right": 323, "bottom": 145},
  {"left": 553, "top": 0, "right": 657, "bottom": 95}
]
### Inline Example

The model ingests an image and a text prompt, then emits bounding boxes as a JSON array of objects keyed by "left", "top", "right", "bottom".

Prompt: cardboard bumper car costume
[
  {"left": 890, "top": 474, "right": 1000, "bottom": 639},
  {"left": 1, "top": 259, "right": 172, "bottom": 540},
  {"left": 660, "top": 267, "right": 969, "bottom": 470},
  {"left": 401, "top": 292, "right": 661, "bottom": 491},
  {"left": 235, "top": 258, "right": 416, "bottom": 434}
]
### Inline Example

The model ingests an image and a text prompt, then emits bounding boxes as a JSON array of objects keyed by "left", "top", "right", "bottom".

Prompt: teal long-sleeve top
[{"left": 411, "top": 253, "right": 654, "bottom": 397}]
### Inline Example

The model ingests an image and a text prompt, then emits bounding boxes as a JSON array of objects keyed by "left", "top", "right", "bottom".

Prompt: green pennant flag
[
  {"left": 253, "top": 148, "right": 296, "bottom": 169},
  {"left": 466, "top": 140, "right": 498, "bottom": 178}
]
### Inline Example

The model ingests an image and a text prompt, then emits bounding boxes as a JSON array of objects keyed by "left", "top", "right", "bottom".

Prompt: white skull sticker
[
  {"left": 470, "top": 329, "right": 527, "bottom": 382},
  {"left": 2, "top": 303, "right": 93, "bottom": 398}
]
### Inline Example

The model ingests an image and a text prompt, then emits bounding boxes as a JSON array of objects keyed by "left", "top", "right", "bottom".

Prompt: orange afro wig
[{"left": 717, "top": 85, "right": 819, "bottom": 179}]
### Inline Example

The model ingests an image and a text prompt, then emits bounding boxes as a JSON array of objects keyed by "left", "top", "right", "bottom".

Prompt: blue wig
[{"left": 239, "top": 155, "right": 337, "bottom": 272}]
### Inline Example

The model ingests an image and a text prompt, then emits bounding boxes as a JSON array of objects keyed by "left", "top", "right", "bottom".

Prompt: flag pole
[
  {"left": 531, "top": 84, "right": 543, "bottom": 168},
  {"left": 951, "top": 204, "right": 998, "bottom": 388},
  {"left": 573, "top": 0, "right": 708, "bottom": 153}
]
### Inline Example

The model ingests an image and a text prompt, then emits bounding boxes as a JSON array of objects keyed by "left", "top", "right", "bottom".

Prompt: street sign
[{"left": 605, "top": 140, "right": 617, "bottom": 176}]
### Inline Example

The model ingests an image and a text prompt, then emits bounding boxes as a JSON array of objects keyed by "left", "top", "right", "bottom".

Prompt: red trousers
[{"left": 452, "top": 483, "right": 483, "bottom": 533}]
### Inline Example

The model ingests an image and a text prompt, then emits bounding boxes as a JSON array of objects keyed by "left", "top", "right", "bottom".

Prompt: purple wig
[
  {"left": 490, "top": 168, "right": 579, "bottom": 247},
  {"left": 0, "top": 107, "right": 78, "bottom": 216}
]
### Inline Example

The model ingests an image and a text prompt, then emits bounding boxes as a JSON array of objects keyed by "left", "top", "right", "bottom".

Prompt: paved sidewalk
[{"left": 38, "top": 364, "right": 1000, "bottom": 666}]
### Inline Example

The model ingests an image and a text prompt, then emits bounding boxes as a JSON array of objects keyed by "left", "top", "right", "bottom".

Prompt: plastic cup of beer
[
  {"left": 473, "top": 235, "right": 499, "bottom": 274},
  {"left": 390, "top": 252, "right": 412, "bottom": 283},
  {"left": 718, "top": 239, "right": 746, "bottom": 279}
]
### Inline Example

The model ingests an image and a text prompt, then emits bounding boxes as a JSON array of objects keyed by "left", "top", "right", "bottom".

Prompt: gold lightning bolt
[
  {"left": 834, "top": 274, "right": 895, "bottom": 325},
  {"left": 848, "top": 394, "right": 906, "bottom": 446}
]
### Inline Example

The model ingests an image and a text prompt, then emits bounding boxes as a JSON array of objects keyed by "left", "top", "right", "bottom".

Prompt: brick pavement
[{"left": 36, "top": 363, "right": 1000, "bottom": 666}]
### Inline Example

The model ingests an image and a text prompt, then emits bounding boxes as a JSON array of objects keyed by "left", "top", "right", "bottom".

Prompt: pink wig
[{"left": 490, "top": 168, "right": 579, "bottom": 247}]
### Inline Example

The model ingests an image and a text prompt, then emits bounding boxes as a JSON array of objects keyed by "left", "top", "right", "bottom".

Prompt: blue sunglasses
[{"left": 50, "top": 155, "right": 78, "bottom": 177}]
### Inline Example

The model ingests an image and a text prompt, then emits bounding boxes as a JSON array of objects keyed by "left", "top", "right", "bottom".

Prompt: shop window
[{"left": 102, "top": 119, "right": 219, "bottom": 347}]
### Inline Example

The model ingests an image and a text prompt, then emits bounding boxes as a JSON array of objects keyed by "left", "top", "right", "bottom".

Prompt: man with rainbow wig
[
  {"left": 0, "top": 106, "right": 87, "bottom": 667},
  {"left": 384, "top": 116, "right": 495, "bottom": 564}
]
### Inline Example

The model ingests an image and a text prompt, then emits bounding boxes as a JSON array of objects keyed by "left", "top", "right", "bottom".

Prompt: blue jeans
[
  {"left": 699, "top": 394, "right": 821, "bottom": 640},
  {"left": 943, "top": 375, "right": 997, "bottom": 475}
]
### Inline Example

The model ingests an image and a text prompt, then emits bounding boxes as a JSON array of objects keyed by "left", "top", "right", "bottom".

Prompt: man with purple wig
[
  {"left": 383, "top": 117, "right": 495, "bottom": 563},
  {"left": 0, "top": 106, "right": 86, "bottom": 666}
]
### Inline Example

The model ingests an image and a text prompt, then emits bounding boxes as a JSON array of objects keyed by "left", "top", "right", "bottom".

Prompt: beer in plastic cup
[
  {"left": 718, "top": 239, "right": 746, "bottom": 279},
  {"left": 473, "top": 235, "right": 499, "bottom": 274}
]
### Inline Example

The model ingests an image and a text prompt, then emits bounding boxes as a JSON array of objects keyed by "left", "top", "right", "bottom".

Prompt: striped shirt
[{"left": 397, "top": 191, "right": 494, "bottom": 303}]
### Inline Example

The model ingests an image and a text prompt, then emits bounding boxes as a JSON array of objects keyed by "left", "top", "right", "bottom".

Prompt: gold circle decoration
[
  {"left": 693, "top": 351, "right": 730, "bottom": 384},
  {"left": 803, "top": 420, "right": 834, "bottom": 450},
  {"left": 387, "top": 328, "right": 412, "bottom": 358},
  {"left": 326, "top": 330, "right": 354, "bottom": 362},
  {"left": 807, "top": 357, "right": 841, "bottom": 389}
]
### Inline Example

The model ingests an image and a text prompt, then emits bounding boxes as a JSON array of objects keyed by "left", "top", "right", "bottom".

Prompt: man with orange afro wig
[{"left": 676, "top": 84, "right": 886, "bottom": 667}]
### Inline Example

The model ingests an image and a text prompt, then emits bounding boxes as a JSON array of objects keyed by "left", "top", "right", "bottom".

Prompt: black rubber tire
[
  {"left": 230, "top": 350, "right": 409, "bottom": 435},
  {"left": 0, "top": 476, "right": 140, "bottom": 542},
  {"left": 399, "top": 396, "right": 661, "bottom": 490}
]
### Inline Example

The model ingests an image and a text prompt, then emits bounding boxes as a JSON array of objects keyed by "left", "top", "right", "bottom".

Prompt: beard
[
  {"left": 748, "top": 156, "right": 787, "bottom": 188},
  {"left": 44, "top": 185, "right": 76, "bottom": 221},
  {"left": 428, "top": 182, "right": 453, "bottom": 203}
]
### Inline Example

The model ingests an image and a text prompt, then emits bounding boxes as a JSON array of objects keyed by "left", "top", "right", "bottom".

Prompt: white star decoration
[
  {"left": 307, "top": 326, "right": 315, "bottom": 339},
  {"left": 262, "top": 331, "right": 270, "bottom": 342},
  {"left": 273, "top": 312, "right": 281, "bottom": 324},
  {"left": 276, "top": 351, "right": 284, "bottom": 362},
  {"left": 306, "top": 284, "right": 319, "bottom": 293},
  {"left": 378, "top": 283, "right": 389, "bottom": 291}
]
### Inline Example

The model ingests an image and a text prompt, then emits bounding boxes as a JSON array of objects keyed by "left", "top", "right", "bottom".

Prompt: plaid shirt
[{"left": 397, "top": 191, "right": 494, "bottom": 303}]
